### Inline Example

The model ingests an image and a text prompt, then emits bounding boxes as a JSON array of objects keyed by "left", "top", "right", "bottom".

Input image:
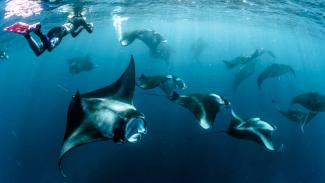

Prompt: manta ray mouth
[{"left": 124, "top": 118, "right": 147, "bottom": 143}]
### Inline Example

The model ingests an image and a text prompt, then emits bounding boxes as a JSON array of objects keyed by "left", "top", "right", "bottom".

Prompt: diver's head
[{"left": 124, "top": 117, "right": 147, "bottom": 143}]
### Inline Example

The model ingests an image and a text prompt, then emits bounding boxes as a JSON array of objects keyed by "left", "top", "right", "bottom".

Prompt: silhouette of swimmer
[{"left": 4, "top": 13, "right": 93, "bottom": 56}]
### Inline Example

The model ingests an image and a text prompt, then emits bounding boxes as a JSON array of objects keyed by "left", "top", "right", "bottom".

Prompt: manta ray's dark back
[{"left": 82, "top": 55, "right": 136, "bottom": 104}]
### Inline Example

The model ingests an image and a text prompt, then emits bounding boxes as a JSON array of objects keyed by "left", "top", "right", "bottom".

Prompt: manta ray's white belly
[{"left": 83, "top": 98, "right": 136, "bottom": 138}]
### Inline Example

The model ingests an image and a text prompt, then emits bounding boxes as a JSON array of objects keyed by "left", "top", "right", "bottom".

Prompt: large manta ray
[
  {"left": 291, "top": 92, "right": 325, "bottom": 112},
  {"left": 137, "top": 74, "right": 187, "bottom": 96},
  {"left": 276, "top": 106, "right": 317, "bottom": 133},
  {"left": 168, "top": 92, "right": 230, "bottom": 129},
  {"left": 226, "top": 110, "right": 277, "bottom": 151},
  {"left": 59, "top": 56, "right": 147, "bottom": 176},
  {"left": 257, "top": 63, "right": 295, "bottom": 88},
  {"left": 120, "top": 29, "right": 171, "bottom": 61},
  {"left": 223, "top": 48, "right": 275, "bottom": 69}
]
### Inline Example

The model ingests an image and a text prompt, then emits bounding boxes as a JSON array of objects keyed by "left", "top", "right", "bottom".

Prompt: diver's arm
[
  {"left": 83, "top": 23, "right": 93, "bottom": 33},
  {"left": 71, "top": 28, "right": 84, "bottom": 38},
  {"left": 24, "top": 34, "right": 46, "bottom": 56}
]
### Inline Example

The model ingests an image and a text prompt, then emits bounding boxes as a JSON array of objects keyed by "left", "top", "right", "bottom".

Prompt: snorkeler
[{"left": 4, "top": 14, "right": 93, "bottom": 56}]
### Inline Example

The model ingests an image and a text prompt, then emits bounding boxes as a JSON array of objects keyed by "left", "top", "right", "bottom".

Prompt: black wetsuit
[{"left": 24, "top": 16, "right": 93, "bottom": 56}]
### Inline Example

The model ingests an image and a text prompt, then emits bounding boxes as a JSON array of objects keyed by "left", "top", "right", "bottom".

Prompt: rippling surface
[{"left": 2, "top": 0, "right": 325, "bottom": 27}]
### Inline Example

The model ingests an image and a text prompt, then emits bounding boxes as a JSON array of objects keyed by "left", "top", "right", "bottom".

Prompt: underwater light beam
[{"left": 113, "top": 15, "right": 129, "bottom": 41}]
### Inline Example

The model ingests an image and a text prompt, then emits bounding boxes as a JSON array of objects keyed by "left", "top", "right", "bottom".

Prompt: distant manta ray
[
  {"left": 137, "top": 74, "right": 187, "bottom": 96},
  {"left": 58, "top": 56, "right": 147, "bottom": 176},
  {"left": 227, "top": 110, "right": 280, "bottom": 151},
  {"left": 120, "top": 29, "right": 171, "bottom": 61},
  {"left": 291, "top": 92, "right": 325, "bottom": 112},
  {"left": 275, "top": 105, "right": 317, "bottom": 133},
  {"left": 223, "top": 48, "right": 275, "bottom": 69},
  {"left": 168, "top": 91, "right": 230, "bottom": 129},
  {"left": 257, "top": 63, "right": 295, "bottom": 88}
]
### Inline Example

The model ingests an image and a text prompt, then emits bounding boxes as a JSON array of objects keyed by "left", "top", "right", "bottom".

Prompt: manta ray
[
  {"left": 276, "top": 105, "right": 317, "bottom": 133},
  {"left": 291, "top": 92, "right": 325, "bottom": 112},
  {"left": 223, "top": 48, "right": 275, "bottom": 69},
  {"left": 226, "top": 110, "right": 278, "bottom": 151},
  {"left": 168, "top": 91, "right": 230, "bottom": 129},
  {"left": 137, "top": 74, "right": 187, "bottom": 96},
  {"left": 59, "top": 56, "right": 147, "bottom": 176},
  {"left": 257, "top": 63, "right": 295, "bottom": 88},
  {"left": 120, "top": 29, "right": 171, "bottom": 61}
]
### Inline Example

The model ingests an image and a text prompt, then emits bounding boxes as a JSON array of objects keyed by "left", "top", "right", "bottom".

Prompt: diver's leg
[
  {"left": 34, "top": 29, "right": 51, "bottom": 49},
  {"left": 23, "top": 34, "right": 45, "bottom": 56}
]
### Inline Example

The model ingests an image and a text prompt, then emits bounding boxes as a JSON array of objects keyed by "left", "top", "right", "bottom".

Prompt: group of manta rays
[
  {"left": 59, "top": 53, "right": 325, "bottom": 177},
  {"left": 53, "top": 29, "right": 325, "bottom": 176},
  {"left": 3, "top": 20, "right": 325, "bottom": 176}
]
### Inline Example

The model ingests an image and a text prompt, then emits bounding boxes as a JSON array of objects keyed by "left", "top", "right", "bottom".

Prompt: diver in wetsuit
[
  {"left": 25, "top": 15, "right": 93, "bottom": 56},
  {"left": 4, "top": 13, "right": 93, "bottom": 56}
]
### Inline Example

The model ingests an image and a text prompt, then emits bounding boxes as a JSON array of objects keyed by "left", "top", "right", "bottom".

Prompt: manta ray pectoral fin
[
  {"left": 256, "top": 129, "right": 275, "bottom": 151},
  {"left": 230, "top": 110, "right": 243, "bottom": 126},
  {"left": 59, "top": 91, "right": 108, "bottom": 176},
  {"left": 82, "top": 55, "right": 136, "bottom": 104},
  {"left": 59, "top": 123, "right": 107, "bottom": 177}
]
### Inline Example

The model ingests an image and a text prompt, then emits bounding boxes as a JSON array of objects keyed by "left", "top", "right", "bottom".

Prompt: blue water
[{"left": 1, "top": 0, "right": 325, "bottom": 182}]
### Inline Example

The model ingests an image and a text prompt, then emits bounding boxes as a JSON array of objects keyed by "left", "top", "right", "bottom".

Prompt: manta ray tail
[{"left": 300, "top": 111, "right": 310, "bottom": 134}]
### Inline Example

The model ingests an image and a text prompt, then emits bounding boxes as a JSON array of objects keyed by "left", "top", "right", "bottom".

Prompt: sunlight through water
[{"left": 4, "top": 0, "right": 43, "bottom": 19}]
